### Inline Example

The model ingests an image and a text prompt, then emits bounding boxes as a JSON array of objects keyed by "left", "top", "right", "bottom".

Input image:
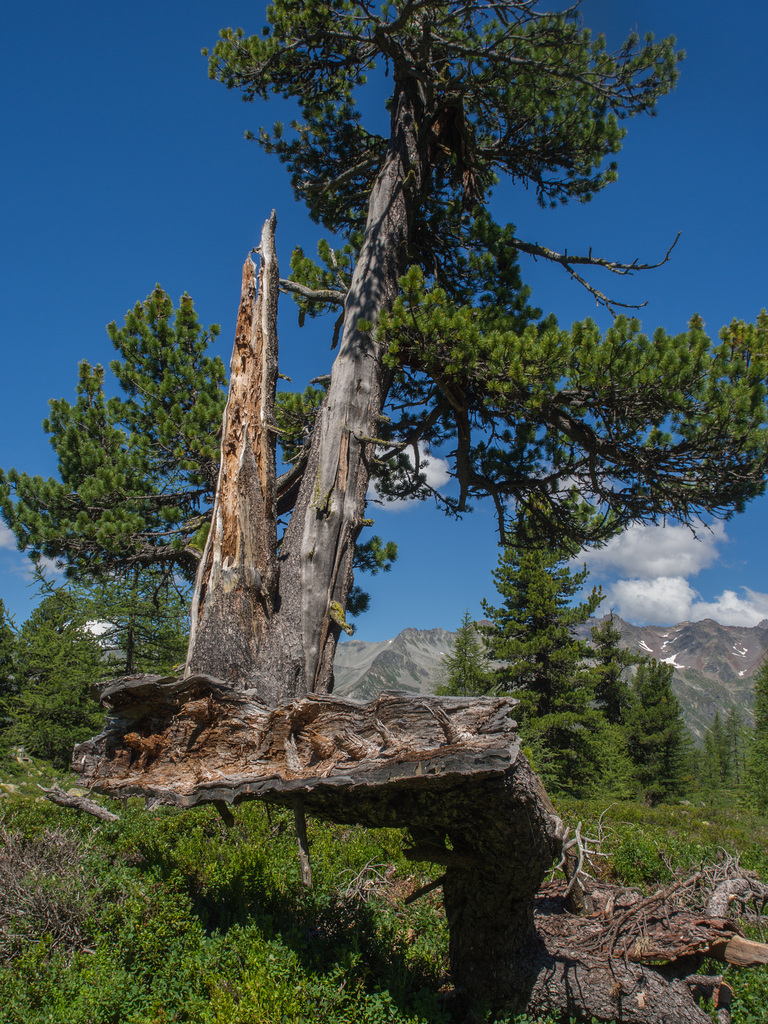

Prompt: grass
[{"left": 2, "top": 770, "right": 768, "bottom": 1023}]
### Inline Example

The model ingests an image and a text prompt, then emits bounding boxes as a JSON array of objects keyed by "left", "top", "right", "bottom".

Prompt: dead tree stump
[{"left": 72, "top": 676, "right": 763, "bottom": 1022}]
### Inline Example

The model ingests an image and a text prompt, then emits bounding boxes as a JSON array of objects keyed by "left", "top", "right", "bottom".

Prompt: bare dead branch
[
  {"left": 511, "top": 232, "right": 681, "bottom": 314},
  {"left": 279, "top": 278, "right": 346, "bottom": 306},
  {"left": 39, "top": 783, "right": 119, "bottom": 822}
]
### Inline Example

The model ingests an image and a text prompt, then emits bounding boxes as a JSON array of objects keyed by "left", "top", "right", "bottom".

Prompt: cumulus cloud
[
  {"left": 0, "top": 524, "right": 15, "bottom": 550},
  {"left": 580, "top": 520, "right": 768, "bottom": 627},
  {"left": 581, "top": 520, "right": 724, "bottom": 580},
  {"left": 686, "top": 587, "right": 768, "bottom": 627},
  {"left": 604, "top": 577, "right": 768, "bottom": 628},
  {"left": 605, "top": 576, "right": 696, "bottom": 625},
  {"left": 421, "top": 451, "right": 451, "bottom": 490}
]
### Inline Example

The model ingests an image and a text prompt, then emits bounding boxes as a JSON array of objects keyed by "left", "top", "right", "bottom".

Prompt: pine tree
[
  {"left": 6, "top": 3, "right": 768, "bottom": 701},
  {"left": 699, "top": 727, "right": 722, "bottom": 794},
  {"left": 705, "top": 712, "right": 731, "bottom": 785},
  {"left": 0, "top": 600, "right": 16, "bottom": 746},
  {"left": 625, "top": 659, "right": 687, "bottom": 805},
  {"left": 187, "top": 0, "right": 767, "bottom": 696},
  {"left": 590, "top": 612, "right": 638, "bottom": 725},
  {"left": 725, "top": 707, "right": 747, "bottom": 787},
  {"left": 74, "top": 566, "right": 190, "bottom": 676},
  {"left": 0, "top": 599, "right": 15, "bottom": 701},
  {"left": 0, "top": 289, "right": 227, "bottom": 582},
  {"left": 2, "top": 572, "right": 104, "bottom": 768},
  {"left": 699, "top": 708, "right": 747, "bottom": 795},
  {"left": 481, "top": 512, "right": 604, "bottom": 791},
  {"left": 746, "top": 658, "right": 768, "bottom": 811},
  {"left": 590, "top": 723, "right": 638, "bottom": 801},
  {"left": 437, "top": 610, "right": 489, "bottom": 696},
  {"left": 0, "top": 290, "right": 396, "bottom": 631}
]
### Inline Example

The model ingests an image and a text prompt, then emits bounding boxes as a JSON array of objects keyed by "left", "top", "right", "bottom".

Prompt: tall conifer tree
[
  {"left": 625, "top": 659, "right": 687, "bottom": 805},
  {"left": 481, "top": 511, "right": 603, "bottom": 790},
  {"left": 438, "top": 610, "right": 489, "bottom": 696},
  {"left": 747, "top": 658, "right": 768, "bottom": 810},
  {"left": 2, "top": 573, "right": 103, "bottom": 768},
  {"left": 590, "top": 613, "right": 637, "bottom": 725},
  {"left": 0, "top": 599, "right": 15, "bottom": 702}
]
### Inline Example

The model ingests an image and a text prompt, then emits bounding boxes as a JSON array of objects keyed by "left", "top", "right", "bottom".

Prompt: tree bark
[
  {"left": 271, "top": 76, "right": 421, "bottom": 696},
  {"left": 184, "top": 79, "right": 422, "bottom": 701}
]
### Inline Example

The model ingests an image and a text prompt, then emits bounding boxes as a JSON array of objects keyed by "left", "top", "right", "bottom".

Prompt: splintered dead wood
[
  {"left": 185, "top": 213, "right": 280, "bottom": 687},
  {"left": 73, "top": 677, "right": 522, "bottom": 808}
]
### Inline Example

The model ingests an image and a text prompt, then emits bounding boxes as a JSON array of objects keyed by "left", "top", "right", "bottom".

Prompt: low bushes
[{"left": 2, "top": 793, "right": 768, "bottom": 1023}]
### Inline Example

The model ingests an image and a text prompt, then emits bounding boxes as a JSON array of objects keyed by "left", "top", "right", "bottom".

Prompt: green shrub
[
  {"left": 2, "top": 794, "right": 767, "bottom": 1024},
  {"left": 0, "top": 799, "right": 449, "bottom": 1024}
]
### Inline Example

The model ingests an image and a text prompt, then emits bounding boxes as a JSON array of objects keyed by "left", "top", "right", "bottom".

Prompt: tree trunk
[
  {"left": 184, "top": 213, "right": 284, "bottom": 699},
  {"left": 185, "top": 78, "right": 421, "bottom": 700},
  {"left": 280, "top": 76, "right": 421, "bottom": 695}
]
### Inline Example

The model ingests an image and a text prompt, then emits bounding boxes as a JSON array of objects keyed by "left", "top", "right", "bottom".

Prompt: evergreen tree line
[
  {"left": 440, "top": 512, "right": 768, "bottom": 809},
  {"left": 0, "top": 568, "right": 189, "bottom": 770}
]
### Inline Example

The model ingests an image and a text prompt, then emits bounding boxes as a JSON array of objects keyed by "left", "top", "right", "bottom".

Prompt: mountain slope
[
  {"left": 334, "top": 617, "right": 768, "bottom": 741},
  {"left": 333, "top": 627, "right": 454, "bottom": 702}
]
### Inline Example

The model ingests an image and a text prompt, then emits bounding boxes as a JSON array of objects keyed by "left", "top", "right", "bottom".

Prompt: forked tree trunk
[
  {"left": 71, "top": 72, "right": 756, "bottom": 1024},
  {"left": 187, "top": 79, "right": 420, "bottom": 699}
]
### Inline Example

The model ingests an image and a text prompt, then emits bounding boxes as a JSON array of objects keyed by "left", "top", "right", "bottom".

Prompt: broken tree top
[{"left": 74, "top": 674, "right": 522, "bottom": 811}]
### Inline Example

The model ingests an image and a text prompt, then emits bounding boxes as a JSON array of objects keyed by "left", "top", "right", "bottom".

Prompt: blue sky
[{"left": 1, "top": 1, "right": 767, "bottom": 640}]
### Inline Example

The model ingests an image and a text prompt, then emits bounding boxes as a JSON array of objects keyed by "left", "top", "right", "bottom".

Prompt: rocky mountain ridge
[{"left": 334, "top": 616, "right": 768, "bottom": 741}]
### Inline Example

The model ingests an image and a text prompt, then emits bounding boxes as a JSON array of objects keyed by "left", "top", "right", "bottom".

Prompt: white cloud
[
  {"left": 687, "top": 587, "right": 768, "bottom": 628},
  {"left": 5, "top": 553, "right": 64, "bottom": 582},
  {"left": 606, "top": 576, "right": 697, "bottom": 625},
  {"left": 421, "top": 451, "right": 451, "bottom": 490},
  {"left": 582, "top": 520, "right": 724, "bottom": 580},
  {"left": 86, "top": 620, "right": 113, "bottom": 637},
  {"left": 0, "top": 523, "right": 64, "bottom": 578},
  {"left": 604, "top": 576, "right": 768, "bottom": 628},
  {"left": 580, "top": 520, "right": 768, "bottom": 627},
  {"left": 369, "top": 444, "right": 451, "bottom": 511}
]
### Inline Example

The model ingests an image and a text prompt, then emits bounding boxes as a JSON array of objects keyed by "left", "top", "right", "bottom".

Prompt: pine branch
[
  {"left": 510, "top": 233, "right": 682, "bottom": 313},
  {"left": 279, "top": 279, "right": 346, "bottom": 306}
]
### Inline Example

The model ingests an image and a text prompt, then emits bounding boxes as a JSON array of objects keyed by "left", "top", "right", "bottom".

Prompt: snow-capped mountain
[{"left": 333, "top": 616, "right": 768, "bottom": 741}]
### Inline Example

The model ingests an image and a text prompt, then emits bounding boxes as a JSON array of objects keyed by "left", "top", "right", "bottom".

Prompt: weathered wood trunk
[
  {"left": 185, "top": 80, "right": 421, "bottom": 700},
  {"left": 280, "top": 76, "right": 421, "bottom": 695},
  {"left": 185, "top": 214, "right": 284, "bottom": 699}
]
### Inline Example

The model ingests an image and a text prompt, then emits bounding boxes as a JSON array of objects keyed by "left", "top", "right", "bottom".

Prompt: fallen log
[
  {"left": 72, "top": 674, "right": 768, "bottom": 1023},
  {"left": 38, "top": 782, "right": 119, "bottom": 822}
]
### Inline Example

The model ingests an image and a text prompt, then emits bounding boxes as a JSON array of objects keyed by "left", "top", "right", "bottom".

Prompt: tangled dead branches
[{"left": 0, "top": 824, "right": 102, "bottom": 963}]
